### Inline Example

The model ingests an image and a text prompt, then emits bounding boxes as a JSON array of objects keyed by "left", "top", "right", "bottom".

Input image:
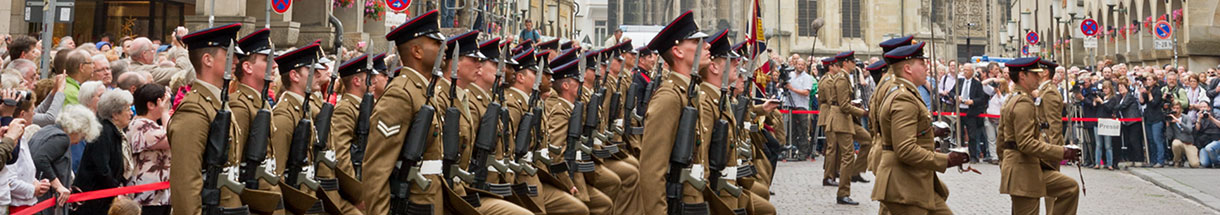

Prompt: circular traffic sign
[
  {"left": 1154, "top": 21, "right": 1173, "bottom": 40},
  {"left": 1021, "top": 45, "right": 1029, "bottom": 55},
  {"left": 272, "top": 0, "right": 291, "bottom": 14},
  {"left": 1081, "top": 19, "right": 1098, "bottom": 36},
  {"left": 1026, "top": 31, "right": 1039, "bottom": 45},
  {"left": 386, "top": 0, "right": 411, "bottom": 12}
]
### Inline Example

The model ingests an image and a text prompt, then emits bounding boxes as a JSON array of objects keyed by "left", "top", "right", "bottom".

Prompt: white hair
[
  {"left": 4, "top": 59, "right": 37, "bottom": 74},
  {"left": 79, "top": 81, "right": 106, "bottom": 108},
  {"left": 57, "top": 104, "right": 102, "bottom": 142},
  {"left": 92, "top": 54, "right": 110, "bottom": 64},
  {"left": 97, "top": 89, "right": 133, "bottom": 121},
  {"left": 1, "top": 69, "right": 21, "bottom": 89}
]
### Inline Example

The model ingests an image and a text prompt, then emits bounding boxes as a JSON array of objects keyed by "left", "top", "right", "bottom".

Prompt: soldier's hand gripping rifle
[
  {"left": 442, "top": 42, "right": 475, "bottom": 188},
  {"left": 205, "top": 40, "right": 241, "bottom": 215},
  {"left": 708, "top": 52, "right": 742, "bottom": 197},
  {"left": 559, "top": 51, "right": 590, "bottom": 186},
  {"left": 284, "top": 51, "right": 322, "bottom": 192},
  {"left": 388, "top": 39, "right": 448, "bottom": 214},
  {"left": 622, "top": 52, "right": 645, "bottom": 140},
  {"left": 240, "top": 38, "right": 279, "bottom": 190},
  {"left": 471, "top": 44, "right": 511, "bottom": 191},
  {"left": 667, "top": 42, "right": 707, "bottom": 215}
]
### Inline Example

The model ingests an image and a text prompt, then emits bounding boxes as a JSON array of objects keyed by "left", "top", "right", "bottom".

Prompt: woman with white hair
[
  {"left": 76, "top": 89, "right": 134, "bottom": 214},
  {"left": 79, "top": 81, "right": 106, "bottom": 111},
  {"left": 30, "top": 105, "right": 101, "bottom": 207}
]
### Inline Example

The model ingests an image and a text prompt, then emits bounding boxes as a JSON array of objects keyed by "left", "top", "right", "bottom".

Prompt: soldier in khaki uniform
[
  {"left": 595, "top": 42, "right": 644, "bottom": 215},
  {"left": 500, "top": 47, "right": 590, "bottom": 214},
  {"left": 824, "top": 51, "right": 873, "bottom": 205},
  {"left": 545, "top": 51, "right": 615, "bottom": 214},
  {"left": 362, "top": 10, "right": 448, "bottom": 215},
  {"left": 168, "top": 23, "right": 248, "bottom": 215},
  {"left": 815, "top": 57, "right": 840, "bottom": 187},
  {"left": 325, "top": 53, "right": 394, "bottom": 215},
  {"left": 639, "top": 10, "right": 713, "bottom": 214},
  {"left": 871, "top": 42, "right": 969, "bottom": 214},
  {"left": 1034, "top": 59, "right": 1065, "bottom": 212},
  {"left": 998, "top": 56, "right": 1081, "bottom": 215},
  {"left": 865, "top": 35, "right": 915, "bottom": 174},
  {"left": 230, "top": 28, "right": 286, "bottom": 214},
  {"left": 268, "top": 41, "right": 327, "bottom": 214}
]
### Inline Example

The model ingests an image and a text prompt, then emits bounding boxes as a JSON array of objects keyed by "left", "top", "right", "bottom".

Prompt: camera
[{"left": 2, "top": 91, "right": 31, "bottom": 107}]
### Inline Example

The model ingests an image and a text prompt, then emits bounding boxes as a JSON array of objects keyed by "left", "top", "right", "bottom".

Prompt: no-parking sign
[
  {"left": 1026, "top": 31, "right": 1039, "bottom": 45},
  {"left": 272, "top": 0, "right": 291, "bottom": 14},
  {"left": 1081, "top": 19, "right": 1098, "bottom": 36}
]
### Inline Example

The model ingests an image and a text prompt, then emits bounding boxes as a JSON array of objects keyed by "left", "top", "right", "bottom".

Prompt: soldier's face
[
  {"left": 458, "top": 56, "right": 483, "bottom": 87},
  {"left": 674, "top": 39, "right": 710, "bottom": 71},
  {"left": 610, "top": 59, "right": 622, "bottom": 73},
  {"left": 624, "top": 53, "right": 637, "bottom": 68},
  {"left": 904, "top": 60, "right": 930, "bottom": 86},
  {"left": 478, "top": 60, "right": 498, "bottom": 88},
  {"left": 517, "top": 69, "right": 537, "bottom": 89}
]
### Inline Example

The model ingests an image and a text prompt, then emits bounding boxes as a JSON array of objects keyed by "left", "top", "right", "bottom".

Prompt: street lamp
[
  {"left": 1021, "top": 10, "right": 1032, "bottom": 31},
  {"left": 548, "top": 4, "right": 558, "bottom": 35}
]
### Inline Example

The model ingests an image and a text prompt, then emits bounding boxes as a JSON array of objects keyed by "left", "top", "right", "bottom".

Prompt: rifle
[
  {"left": 561, "top": 51, "right": 590, "bottom": 186},
  {"left": 388, "top": 38, "right": 447, "bottom": 214},
  {"left": 471, "top": 42, "right": 510, "bottom": 191},
  {"left": 314, "top": 64, "right": 338, "bottom": 173},
  {"left": 441, "top": 42, "right": 474, "bottom": 190},
  {"left": 240, "top": 36, "right": 278, "bottom": 190},
  {"left": 708, "top": 50, "right": 742, "bottom": 197},
  {"left": 204, "top": 40, "right": 240, "bottom": 214},
  {"left": 666, "top": 42, "right": 707, "bottom": 215},
  {"left": 622, "top": 51, "right": 644, "bottom": 139},
  {"left": 582, "top": 54, "right": 606, "bottom": 160},
  {"left": 352, "top": 39, "right": 383, "bottom": 179},
  {"left": 514, "top": 54, "right": 546, "bottom": 170},
  {"left": 284, "top": 51, "right": 321, "bottom": 192}
]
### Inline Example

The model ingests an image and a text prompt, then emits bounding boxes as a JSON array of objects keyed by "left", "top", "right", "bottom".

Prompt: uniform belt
[
  {"left": 488, "top": 183, "right": 514, "bottom": 196},
  {"left": 318, "top": 178, "right": 339, "bottom": 191},
  {"left": 1005, "top": 141, "right": 1017, "bottom": 149},
  {"left": 882, "top": 145, "right": 894, "bottom": 151},
  {"left": 419, "top": 160, "right": 444, "bottom": 175}
]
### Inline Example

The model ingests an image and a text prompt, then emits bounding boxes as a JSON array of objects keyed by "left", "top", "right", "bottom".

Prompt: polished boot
[
  {"left": 836, "top": 196, "right": 859, "bottom": 205},
  {"left": 822, "top": 178, "right": 838, "bottom": 187},
  {"left": 850, "top": 175, "right": 870, "bottom": 183}
]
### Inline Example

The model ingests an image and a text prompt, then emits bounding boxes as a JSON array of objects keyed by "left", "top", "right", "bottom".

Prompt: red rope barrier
[
  {"left": 778, "top": 109, "right": 1142, "bottom": 122},
  {"left": 12, "top": 181, "right": 170, "bottom": 215}
]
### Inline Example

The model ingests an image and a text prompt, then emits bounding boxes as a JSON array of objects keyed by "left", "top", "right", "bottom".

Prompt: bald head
[
  {"left": 130, "top": 38, "right": 155, "bottom": 64},
  {"left": 117, "top": 71, "right": 149, "bottom": 93}
]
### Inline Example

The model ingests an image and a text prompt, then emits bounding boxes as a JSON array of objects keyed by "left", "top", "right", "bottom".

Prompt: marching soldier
[
  {"left": 603, "top": 41, "right": 644, "bottom": 215},
  {"left": 538, "top": 39, "right": 562, "bottom": 60},
  {"left": 998, "top": 57, "right": 1081, "bottom": 215},
  {"left": 546, "top": 50, "right": 615, "bottom": 214},
  {"left": 363, "top": 10, "right": 449, "bottom": 215},
  {"left": 1035, "top": 58, "right": 1065, "bottom": 213},
  {"left": 501, "top": 47, "right": 590, "bottom": 214},
  {"left": 168, "top": 23, "right": 248, "bottom": 215},
  {"left": 640, "top": 10, "right": 713, "bottom": 214},
  {"left": 626, "top": 46, "right": 657, "bottom": 156},
  {"left": 867, "top": 35, "right": 915, "bottom": 173},
  {"left": 231, "top": 28, "right": 286, "bottom": 215},
  {"left": 815, "top": 56, "right": 839, "bottom": 187},
  {"left": 824, "top": 50, "right": 873, "bottom": 205},
  {"left": 270, "top": 41, "right": 326, "bottom": 214},
  {"left": 871, "top": 42, "right": 969, "bottom": 214}
]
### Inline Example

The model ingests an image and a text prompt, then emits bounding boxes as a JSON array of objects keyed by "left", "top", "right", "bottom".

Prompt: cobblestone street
[{"left": 769, "top": 159, "right": 1218, "bottom": 214}]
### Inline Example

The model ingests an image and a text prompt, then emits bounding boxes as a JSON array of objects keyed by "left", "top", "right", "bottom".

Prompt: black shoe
[
  {"left": 850, "top": 175, "right": 870, "bottom": 183},
  {"left": 836, "top": 197, "right": 859, "bottom": 205},
  {"left": 769, "top": 191, "right": 775, "bottom": 196},
  {"left": 822, "top": 178, "right": 838, "bottom": 187}
]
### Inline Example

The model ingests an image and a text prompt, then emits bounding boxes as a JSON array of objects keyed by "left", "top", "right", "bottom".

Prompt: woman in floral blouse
[{"left": 125, "top": 84, "right": 170, "bottom": 215}]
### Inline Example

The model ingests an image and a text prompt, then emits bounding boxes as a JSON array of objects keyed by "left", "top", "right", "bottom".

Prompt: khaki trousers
[
  {"left": 880, "top": 200, "right": 952, "bottom": 215},
  {"left": 1010, "top": 170, "right": 1079, "bottom": 215}
]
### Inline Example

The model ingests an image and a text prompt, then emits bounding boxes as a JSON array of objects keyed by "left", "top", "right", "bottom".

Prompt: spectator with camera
[
  {"left": 1111, "top": 81, "right": 1145, "bottom": 164},
  {"left": 1092, "top": 81, "right": 1118, "bottom": 169},
  {"left": 1140, "top": 76, "right": 1167, "bottom": 167},
  {"left": 1195, "top": 106, "right": 1220, "bottom": 168},
  {"left": 784, "top": 57, "right": 815, "bottom": 159},
  {"left": 1167, "top": 104, "right": 1201, "bottom": 168}
]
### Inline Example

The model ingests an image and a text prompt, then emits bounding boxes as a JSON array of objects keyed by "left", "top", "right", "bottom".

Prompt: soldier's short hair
[
  {"left": 57, "top": 104, "right": 102, "bottom": 142},
  {"left": 188, "top": 47, "right": 225, "bottom": 71}
]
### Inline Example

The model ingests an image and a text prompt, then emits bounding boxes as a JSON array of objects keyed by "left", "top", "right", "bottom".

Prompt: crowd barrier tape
[
  {"left": 777, "top": 109, "right": 1143, "bottom": 122},
  {"left": 12, "top": 181, "right": 170, "bottom": 215}
]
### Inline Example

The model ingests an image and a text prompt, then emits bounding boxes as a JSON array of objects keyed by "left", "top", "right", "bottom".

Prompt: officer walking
[
  {"left": 998, "top": 56, "right": 1081, "bottom": 215},
  {"left": 871, "top": 42, "right": 970, "bottom": 214}
]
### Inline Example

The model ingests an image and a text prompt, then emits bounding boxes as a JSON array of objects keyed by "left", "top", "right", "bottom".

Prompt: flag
[{"left": 751, "top": 0, "right": 764, "bottom": 55}]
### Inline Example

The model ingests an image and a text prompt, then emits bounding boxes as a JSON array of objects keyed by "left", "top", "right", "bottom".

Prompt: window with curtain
[
  {"left": 798, "top": 0, "right": 819, "bottom": 36},
  {"left": 840, "top": 0, "right": 861, "bottom": 38}
]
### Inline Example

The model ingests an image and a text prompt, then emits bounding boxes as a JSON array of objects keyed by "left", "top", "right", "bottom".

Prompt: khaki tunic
[
  {"left": 871, "top": 77, "right": 951, "bottom": 210},
  {"left": 868, "top": 73, "right": 896, "bottom": 172},
  {"left": 229, "top": 83, "right": 283, "bottom": 214},
  {"left": 169, "top": 81, "right": 241, "bottom": 215},
  {"left": 320, "top": 93, "right": 364, "bottom": 214},
  {"left": 1036, "top": 81, "right": 1065, "bottom": 171},
  {"left": 828, "top": 72, "right": 867, "bottom": 133},
  {"left": 362, "top": 67, "right": 445, "bottom": 215},
  {"left": 816, "top": 73, "right": 836, "bottom": 127},
  {"left": 640, "top": 71, "right": 707, "bottom": 213},
  {"left": 997, "top": 88, "right": 1067, "bottom": 198},
  {"left": 269, "top": 91, "right": 323, "bottom": 214}
]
